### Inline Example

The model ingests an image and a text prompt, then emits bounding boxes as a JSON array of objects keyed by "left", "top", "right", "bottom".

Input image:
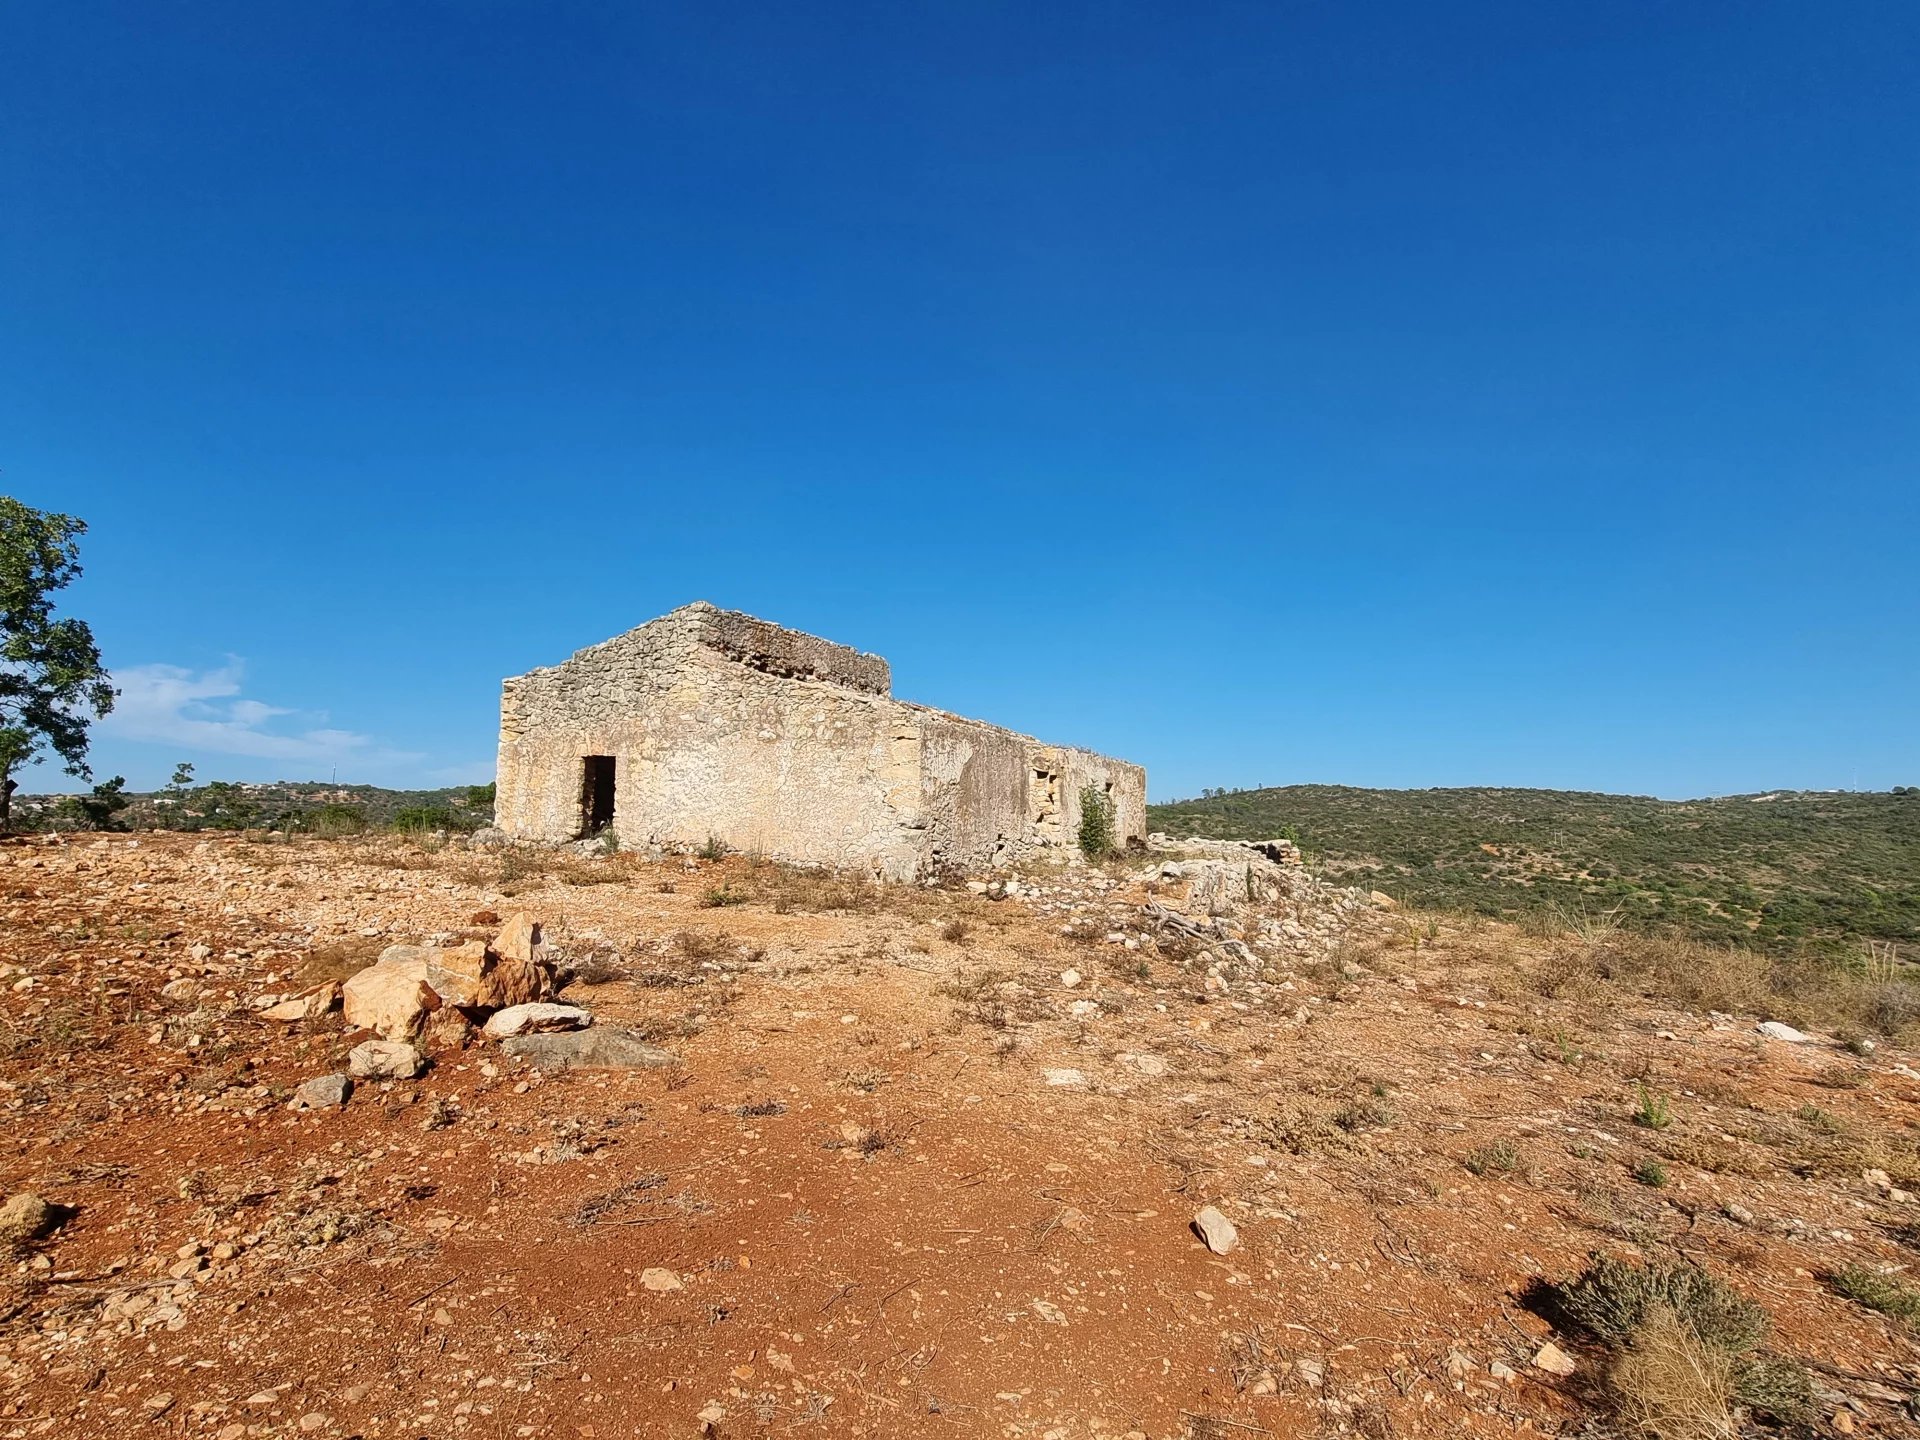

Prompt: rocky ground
[{"left": 1, "top": 833, "right": 1918, "bottom": 1438}]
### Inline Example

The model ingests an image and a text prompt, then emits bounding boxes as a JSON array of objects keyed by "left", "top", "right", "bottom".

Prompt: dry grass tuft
[{"left": 1607, "top": 1304, "right": 1737, "bottom": 1440}]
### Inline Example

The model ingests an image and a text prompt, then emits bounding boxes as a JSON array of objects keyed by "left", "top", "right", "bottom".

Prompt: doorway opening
[{"left": 579, "top": 755, "right": 616, "bottom": 836}]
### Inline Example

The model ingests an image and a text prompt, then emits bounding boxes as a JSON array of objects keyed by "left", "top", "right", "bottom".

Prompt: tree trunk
[{"left": 0, "top": 776, "right": 14, "bottom": 835}]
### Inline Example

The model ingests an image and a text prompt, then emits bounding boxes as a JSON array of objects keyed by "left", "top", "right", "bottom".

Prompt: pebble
[
  {"left": 1533, "top": 1342, "right": 1577, "bottom": 1376},
  {"left": 347, "top": 1039, "right": 429, "bottom": 1080},
  {"left": 293, "top": 1074, "right": 352, "bottom": 1109}
]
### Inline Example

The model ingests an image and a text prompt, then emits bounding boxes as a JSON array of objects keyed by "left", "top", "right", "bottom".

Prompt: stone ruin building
[{"left": 494, "top": 602, "right": 1147, "bottom": 879}]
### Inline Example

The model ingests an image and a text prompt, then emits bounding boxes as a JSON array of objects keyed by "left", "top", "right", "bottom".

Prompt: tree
[
  {"left": 57, "top": 775, "right": 128, "bottom": 831},
  {"left": 162, "top": 761, "right": 195, "bottom": 829},
  {"left": 1, "top": 501, "right": 116, "bottom": 831},
  {"left": 195, "top": 781, "right": 256, "bottom": 830}
]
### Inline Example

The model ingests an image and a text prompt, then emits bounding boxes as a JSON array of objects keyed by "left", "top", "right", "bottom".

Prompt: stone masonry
[{"left": 494, "top": 603, "right": 1146, "bottom": 879}]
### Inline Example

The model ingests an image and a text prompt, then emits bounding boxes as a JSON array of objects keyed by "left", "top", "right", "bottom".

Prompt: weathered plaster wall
[{"left": 496, "top": 602, "right": 1145, "bottom": 878}]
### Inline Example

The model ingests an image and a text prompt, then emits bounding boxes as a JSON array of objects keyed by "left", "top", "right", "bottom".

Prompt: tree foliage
[{"left": 0, "top": 499, "right": 115, "bottom": 830}]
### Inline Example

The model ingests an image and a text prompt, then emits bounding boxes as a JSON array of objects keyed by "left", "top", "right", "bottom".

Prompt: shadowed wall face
[{"left": 496, "top": 603, "right": 1144, "bottom": 877}]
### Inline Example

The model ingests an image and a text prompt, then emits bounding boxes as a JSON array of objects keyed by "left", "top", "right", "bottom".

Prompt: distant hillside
[
  {"left": 14, "top": 779, "right": 494, "bottom": 834},
  {"left": 1150, "top": 785, "right": 1920, "bottom": 955}
]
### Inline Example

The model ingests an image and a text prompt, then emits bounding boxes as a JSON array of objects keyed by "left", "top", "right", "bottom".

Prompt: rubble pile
[{"left": 997, "top": 834, "right": 1391, "bottom": 995}]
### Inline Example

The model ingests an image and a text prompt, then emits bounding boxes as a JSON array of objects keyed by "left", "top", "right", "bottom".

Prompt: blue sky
[{"left": 4, "top": 2, "right": 1915, "bottom": 801}]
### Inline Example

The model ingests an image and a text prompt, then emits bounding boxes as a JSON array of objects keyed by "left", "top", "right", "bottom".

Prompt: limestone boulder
[
  {"left": 471, "top": 913, "right": 556, "bottom": 1008},
  {"left": 492, "top": 912, "right": 545, "bottom": 966},
  {"left": 422, "top": 940, "right": 491, "bottom": 1008},
  {"left": 293, "top": 1074, "right": 352, "bottom": 1109},
  {"left": 423, "top": 1008, "right": 476, "bottom": 1053},
  {"left": 342, "top": 959, "right": 441, "bottom": 1041},
  {"left": 473, "top": 958, "right": 553, "bottom": 1010}
]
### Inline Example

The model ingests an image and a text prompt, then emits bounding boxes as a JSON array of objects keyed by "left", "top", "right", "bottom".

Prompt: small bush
[
  {"left": 1634, "top": 1159, "right": 1669, "bottom": 1188},
  {"left": 305, "top": 803, "right": 367, "bottom": 837},
  {"left": 1859, "top": 980, "right": 1920, "bottom": 1039},
  {"left": 1729, "top": 1351, "right": 1814, "bottom": 1425},
  {"left": 1633, "top": 1081, "right": 1673, "bottom": 1131},
  {"left": 698, "top": 834, "right": 729, "bottom": 861},
  {"left": 391, "top": 805, "right": 460, "bottom": 835},
  {"left": 1554, "top": 1254, "right": 1811, "bottom": 1426},
  {"left": 1556, "top": 1255, "right": 1767, "bottom": 1353},
  {"left": 1795, "top": 1103, "right": 1842, "bottom": 1135},
  {"left": 1607, "top": 1305, "right": 1735, "bottom": 1440},
  {"left": 1332, "top": 1097, "right": 1394, "bottom": 1132},
  {"left": 1077, "top": 785, "right": 1115, "bottom": 860},
  {"left": 1830, "top": 1265, "right": 1920, "bottom": 1326},
  {"left": 1465, "top": 1140, "right": 1521, "bottom": 1177},
  {"left": 702, "top": 884, "right": 746, "bottom": 908}
]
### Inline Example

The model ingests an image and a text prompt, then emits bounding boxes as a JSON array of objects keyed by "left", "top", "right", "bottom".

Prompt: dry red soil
[{"left": 1, "top": 834, "right": 1916, "bottom": 1438}]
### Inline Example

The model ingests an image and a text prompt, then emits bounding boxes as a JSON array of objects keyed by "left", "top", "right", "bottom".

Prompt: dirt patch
[{"left": 0, "top": 835, "right": 1915, "bottom": 1437}]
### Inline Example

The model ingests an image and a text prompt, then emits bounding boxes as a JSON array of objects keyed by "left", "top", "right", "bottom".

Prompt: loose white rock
[
  {"left": 484, "top": 1003, "right": 592, "bottom": 1038},
  {"left": 1533, "top": 1342, "right": 1577, "bottom": 1376},
  {"left": 1192, "top": 1205, "right": 1238, "bottom": 1254},
  {"left": 347, "top": 1039, "right": 428, "bottom": 1081}
]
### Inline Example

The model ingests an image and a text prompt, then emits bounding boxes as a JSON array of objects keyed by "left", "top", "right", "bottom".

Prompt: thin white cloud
[
  {"left": 100, "top": 661, "right": 420, "bottom": 767},
  {"left": 426, "top": 760, "right": 498, "bottom": 785}
]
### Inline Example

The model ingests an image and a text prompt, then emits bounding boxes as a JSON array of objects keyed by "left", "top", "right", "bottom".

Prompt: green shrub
[
  {"left": 1830, "top": 1265, "right": 1920, "bottom": 1326},
  {"left": 1633, "top": 1081, "right": 1673, "bottom": 1130},
  {"left": 1464, "top": 1140, "right": 1521, "bottom": 1177},
  {"left": 1556, "top": 1255, "right": 1767, "bottom": 1353},
  {"left": 1634, "top": 1159, "right": 1669, "bottom": 1188},
  {"left": 1078, "top": 785, "right": 1115, "bottom": 860},
  {"left": 305, "top": 803, "right": 367, "bottom": 837},
  {"left": 698, "top": 834, "right": 728, "bottom": 861},
  {"left": 391, "top": 806, "right": 459, "bottom": 835},
  {"left": 55, "top": 776, "right": 129, "bottom": 831},
  {"left": 1550, "top": 1256, "right": 1810, "bottom": 1425}
]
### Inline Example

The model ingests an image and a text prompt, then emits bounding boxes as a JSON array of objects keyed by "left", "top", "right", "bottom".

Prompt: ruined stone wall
[
  {"left": 496, "top": 602, "right": 1146, "bottom": 878},
  {"left": 496, "top": 605, "right": 921, "bottom": 875}
]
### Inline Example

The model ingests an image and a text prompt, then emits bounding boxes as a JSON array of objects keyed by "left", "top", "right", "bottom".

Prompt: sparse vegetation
[
  {"left": 1151, "top": 783, "right": 1920, "bottom": 956},
  {"left": 1464, "top": 1140, "right": 1521, "bottom": 1177},
  {"left": 303, "top": 803, "right": 368, "bottom": 837}
]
